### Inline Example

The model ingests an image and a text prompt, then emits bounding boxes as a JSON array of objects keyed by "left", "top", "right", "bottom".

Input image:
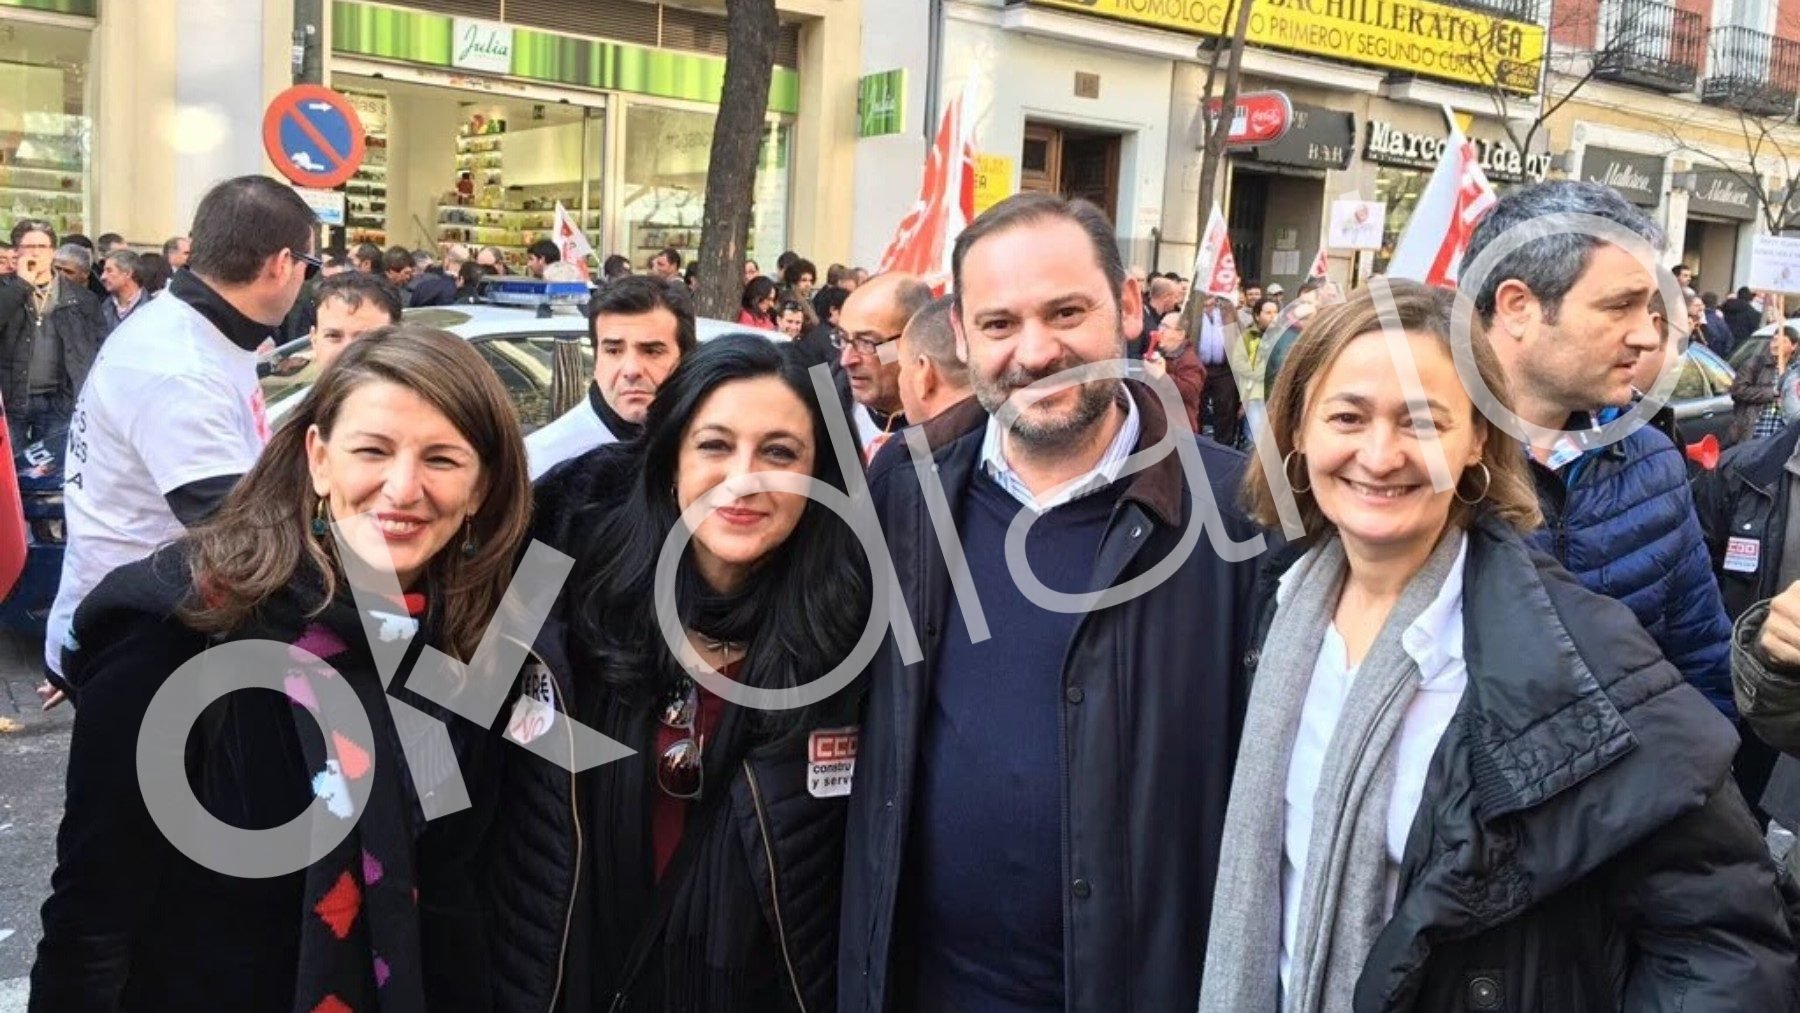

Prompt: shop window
[
  {"left": 622, "top": 104, "right": 790, "bottom": 276},
  {"left": 0, "top": 21, "right": 91, "bottom": 242},
  {"left": 1372, "top": 167, "right": 1428, "bottom": 275}
]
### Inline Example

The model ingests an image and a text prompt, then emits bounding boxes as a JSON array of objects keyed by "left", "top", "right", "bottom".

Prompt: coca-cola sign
[
  {"left": 1581, "top": 146, "right": 1665, "bottom": 208},
  {"left": 1204, "top": 91, "right": 1294, "bottom": 148}
]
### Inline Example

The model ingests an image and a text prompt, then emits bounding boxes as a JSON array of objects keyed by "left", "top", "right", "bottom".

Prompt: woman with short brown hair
[{"left": 1206, "top": 281, "right": 1792, "bottom": 1012}]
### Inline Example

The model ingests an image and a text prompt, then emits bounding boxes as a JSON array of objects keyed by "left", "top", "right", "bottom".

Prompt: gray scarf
[{"left": 1199, "top": 531, "right": 1463, "bottom": 1013}]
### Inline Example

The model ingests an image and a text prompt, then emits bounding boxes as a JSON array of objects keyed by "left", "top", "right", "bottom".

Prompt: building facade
[{"left": 0, "top": 0, "right": 862, "bottom": 266}]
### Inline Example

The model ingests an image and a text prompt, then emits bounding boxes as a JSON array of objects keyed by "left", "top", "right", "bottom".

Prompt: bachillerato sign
[{"left": 1014, "top": 0, "right": 1545, "bottom": 93}]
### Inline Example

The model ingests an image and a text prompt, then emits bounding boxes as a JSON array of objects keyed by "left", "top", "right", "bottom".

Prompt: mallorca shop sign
[
  {"left": 1364, "top": 120, "right": 1550, "bottom": 184},
  {"left": 1688, "top": 170, "right": 1757, "bottom": 222},
  {"left": 1015, "top": 0, "right": 1544, "bottom": 93},
  {"left": 452, "top": 18, "right": 515, "bottom": 75}
]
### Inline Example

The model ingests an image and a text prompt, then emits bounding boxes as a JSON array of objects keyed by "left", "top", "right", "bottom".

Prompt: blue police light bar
[{"left": 479, "top": 277, "right": 591, "bottom": 308}]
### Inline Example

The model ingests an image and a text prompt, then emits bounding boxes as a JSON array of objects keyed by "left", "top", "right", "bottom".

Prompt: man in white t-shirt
[{"left": 43, "top": 176, "right": 318, "bottom": 698}]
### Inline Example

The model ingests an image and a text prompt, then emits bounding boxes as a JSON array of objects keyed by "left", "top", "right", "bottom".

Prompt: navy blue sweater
[{"left": 905, "top": 470, "right": 1120, "bottom": 1012}]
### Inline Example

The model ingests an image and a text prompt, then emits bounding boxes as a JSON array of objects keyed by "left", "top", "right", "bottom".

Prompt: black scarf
[
  {"left": 241, "top": 582, "right": 436, "bottom": 1013},
  {"left": 590, "top": 382, "right": 646, "bottom": 443},
  {"left": 170, "top": 268, "right": 277, "bottom": 352}
]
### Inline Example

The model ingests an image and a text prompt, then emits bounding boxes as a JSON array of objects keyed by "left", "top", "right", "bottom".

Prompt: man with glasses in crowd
[
  {"left": 836, "top": 272, "right": 931, "bottom": 461},
  {"left": 0, "top": 221, "right": 104, "bottom": 458},
  {"left": 41, "top": 176, "right": 318, "bottom": 707}
]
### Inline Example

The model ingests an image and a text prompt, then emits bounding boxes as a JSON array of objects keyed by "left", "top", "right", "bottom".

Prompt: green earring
[
  {"left": 311, "top": 499, "right": 329, "bottom": 537},
  {"left": 461, "top": 519, "right": 479, "bottom": 558}
]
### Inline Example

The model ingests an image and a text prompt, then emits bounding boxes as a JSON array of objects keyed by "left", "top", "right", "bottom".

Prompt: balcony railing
[
  {"left": 1702, "top": 25, "right": 1800, "bottom": 117},
  {"left": 1593, "top": 0, "right": 1704, "bottom": 94},
  {"left": 1445, "top": 0, "right": 1540, "bottom": 20}
]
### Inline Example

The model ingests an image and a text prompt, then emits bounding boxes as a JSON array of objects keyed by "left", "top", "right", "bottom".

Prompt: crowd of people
[{"left": 15, "top": 171, "right": 1800, "bottom": 1013}]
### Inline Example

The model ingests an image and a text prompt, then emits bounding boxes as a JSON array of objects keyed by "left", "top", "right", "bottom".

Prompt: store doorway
[
  {"left": 1684, "top": 218, "right": 1742, "bottom": 295},
  {"left": 1020, "top": 122, "right": 1121, "bottom": 223},
  {"left": 1228, "top": 166, "right": 1324, "bottom": 294}
]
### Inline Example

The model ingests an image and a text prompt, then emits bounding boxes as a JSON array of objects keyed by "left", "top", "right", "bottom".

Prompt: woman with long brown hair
[{"left": 32, "top": 324, "right": 532, "bottom": 1012}]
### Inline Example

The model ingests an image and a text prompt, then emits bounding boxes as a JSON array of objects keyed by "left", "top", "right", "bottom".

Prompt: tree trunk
[
  {"left": 693, "top": 0, "right": 778, "bottom": 322},
  {"left": 1180, "top": 0, "right": 1254, "bottom": 331}
]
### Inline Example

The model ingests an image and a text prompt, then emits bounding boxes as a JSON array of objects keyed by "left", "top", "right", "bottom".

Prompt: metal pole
[{"left": 293, "top": 0, "right": 324, "bottom": 85}]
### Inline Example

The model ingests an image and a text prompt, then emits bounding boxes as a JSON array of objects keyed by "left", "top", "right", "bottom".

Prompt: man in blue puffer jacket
[{"left": 1459, "top": 180, "right": 1735, "bottom": 717}]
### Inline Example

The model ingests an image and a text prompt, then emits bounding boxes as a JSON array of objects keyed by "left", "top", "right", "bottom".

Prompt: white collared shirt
[
  {"left": 1276, "top": 532, "right": 1469, "bottom": 1000},
  {"left": 978, "top": 388, "right": 1141, "bottom": 512}
]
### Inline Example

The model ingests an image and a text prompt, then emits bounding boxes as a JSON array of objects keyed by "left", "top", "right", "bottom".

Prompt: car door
[
  {"left": 1673, "top": 345, "right": 1737, "bottom": 447},
  {"left": 471, "top": 333, "right": 595, "bottom": 434}
]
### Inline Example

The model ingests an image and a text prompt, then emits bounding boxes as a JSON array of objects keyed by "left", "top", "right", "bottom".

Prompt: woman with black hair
[
  {"left": 738, "top": 275, "right": 778, "bottom": 329},
  {"left": 488, "top": 334, "right": 871, "bottom": 1013}
]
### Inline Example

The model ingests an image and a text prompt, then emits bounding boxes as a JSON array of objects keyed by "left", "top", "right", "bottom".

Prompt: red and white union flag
[
  {"left": 1387, "top": 122, "right": 1497, "bottom": 289},
  {"left": 553, "top": 202, "right": 595, "bottom": 265},
  {"left": 1194, "top": 202, "right": 1239, "bottom": 299},
  {"left": 878, "top": 87, "right": 976, "bottom": 293}
]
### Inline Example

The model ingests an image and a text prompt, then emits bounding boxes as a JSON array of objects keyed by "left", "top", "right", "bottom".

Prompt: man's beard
[{"left": 972, "top": 331, "right": 1126, "bottom": 449}]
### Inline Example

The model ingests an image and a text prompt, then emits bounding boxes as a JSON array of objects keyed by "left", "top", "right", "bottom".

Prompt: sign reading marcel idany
[{"left": 1022, "top": 0, "right": 1545, "bottom": 93}]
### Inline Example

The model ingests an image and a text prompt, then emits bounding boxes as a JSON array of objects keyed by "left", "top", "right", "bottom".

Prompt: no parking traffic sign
[{"left": 262, "top": 85, "right": 366, "bottom": 189}]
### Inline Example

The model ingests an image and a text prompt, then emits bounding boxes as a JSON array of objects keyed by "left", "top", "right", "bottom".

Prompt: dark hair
[
  {"left": 656, "top": 246, "right": 683, "bottom": 269},
  {"left": 1460, "top": 180, "right": 1664, "bottom": 325},
  {"left": 134, "top": 252, "right": 172, "bottom": 292},
  {"left": 181, "top": 324, "right": 533, "bottom": 662},
  {"left": 741, "top": 275, "right": 778, "bottom": 312},
  {"left": 10, "top": 220, "right": 54, "bottom": 247},
  {"left": 589, "top": 274, "right": 698, "bottom": 355},
  {"left": 1243, "top": 278, "right": 1263, "bottom": 290},
  {"left": 323, "top": 253, "right": 352, "bottom": 272},
  {"left": 952, "top": 192, "right": 1124, "bottom": 310},
  {"left": 683, "top": 261, "right": 700, "bottom": 286},
  {"left": 96, "top": 232, "right": 124, "bottom": 251},
  {"left": 1253, "top": 297, "right": 1280, "bottom": 318},
  {"left": 527, "top": 239, "right": 560, "bottom": 264},
  {"left": 381, "top": 246, "right": 414, "bottom": 275},
  {"left": 162, "top": 236, "right": 187, "bottom": 257},
  {"left": 65, "top": 233, "right": 93, "bottom": 252},
  {"left": 777, "top": 300, "right": 807, "bottom": 318},
  {"left": 568, "top": 335, "right": 870, "bottom": 732},
  {"left": 1739, "top": 286, "right": 1754, "bottom": 300},
  {"left": 1244, "top": 282, "right": 1541, "bottom": 536},
  {"left": 782, "top": 258, "right": 817, "bottom": 287},
  {"left": 776, "top": 250, "right": 799, "bottom": 271},
  {"left": 187, "top": 176, "right": 318, "bottom": 286},
  {"left": 457, "top": 260, "right": 486, "bottom": 291},
  {"left": 1674, "top": 263, "right": 1692, "bottom": 276},
  {"left": 602, "top": 253, "right": 631, "bottom": 279},
  {"left": 825, "top": 263, "right": 847, "bottom": 286},
  {"left": 354, "top": 243, "right": 383, "bottom": 268},
  {"left": 902, "top": 294, "right": 968, "bottom": 385},
  {"left": 1703, "top": 291, "right": 1720, "bottom": 309},
  {"left": 315, "top": 271, "right": 404, "bottom": 324},
  {"left": 812, "top": 285, "right": 849, "bottom": 323}
]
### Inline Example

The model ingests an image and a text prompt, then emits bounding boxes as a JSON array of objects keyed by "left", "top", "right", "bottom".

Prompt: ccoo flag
[
  {"left": 553, "top": 202, "right": 595, "bottom": 266},
  {"left": 877, "top": 84, "right": 977, "bottom": 294},
  {"left": 1386, "top": 115, "right": 1497, "bottom": 289},
  {"left": 1193, "top": 202, "right": 1240, "bottom": 299}
]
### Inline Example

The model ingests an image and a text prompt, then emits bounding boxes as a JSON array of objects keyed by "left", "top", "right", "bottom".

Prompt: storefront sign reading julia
[
  {"left": 1364, "top": 120, "right": 1550, "bottom": 184},
  {"left": 1019, "top": 0, "right": 1544, "bottom": 93},
  {"left": 452, "top": 17, "right": 514, "bottom": 75}
]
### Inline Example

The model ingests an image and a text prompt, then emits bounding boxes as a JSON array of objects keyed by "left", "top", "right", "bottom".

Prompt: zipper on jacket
[
  {"left": 742, "top": 759, "right": 808, "bottom": 1012},
  {"left": 517, "top": 642, "right": 582, "bottom": 1013}
]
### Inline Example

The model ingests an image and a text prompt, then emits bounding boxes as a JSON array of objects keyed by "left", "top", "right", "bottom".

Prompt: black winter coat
[
  {"left": 1253, "top": 514, "right": 1796, "bottom": 1013},
  {"left": 839, "top": 382, "right": 1265, "bottom": 1013},
  {"left": 30, "top": 546, "right": 501, "bottom": 1012},
  {"left": 0, "top": 275, "right": 104, "bottom": 415}
]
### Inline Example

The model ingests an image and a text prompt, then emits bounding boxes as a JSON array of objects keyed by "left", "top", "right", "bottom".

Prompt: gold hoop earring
[
  {"left": 1455, "top": 461, "right": 1492, "bottom": 505},
  {"left": 1282, "top": 449, "right": 1311, "bottom": 495}
]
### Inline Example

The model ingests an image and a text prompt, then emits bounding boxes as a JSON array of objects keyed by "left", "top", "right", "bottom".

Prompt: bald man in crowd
[
  {"left": 894, "top": 294, "right": 974, "bottom": 427},
  {"left": 838, "top": 271, "right": 932, "bottom": 461},
  {"left": 1138, "top": 275, "right": 1181, "bottom": 359}
]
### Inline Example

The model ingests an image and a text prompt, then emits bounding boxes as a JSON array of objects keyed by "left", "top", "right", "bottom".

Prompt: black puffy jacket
[
  {"left": 1253, "top": 514, "right": 1797, "bottom": 1013},
  {"left": 483, "top": 615, "right": 850, "bottom": 1013}
]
